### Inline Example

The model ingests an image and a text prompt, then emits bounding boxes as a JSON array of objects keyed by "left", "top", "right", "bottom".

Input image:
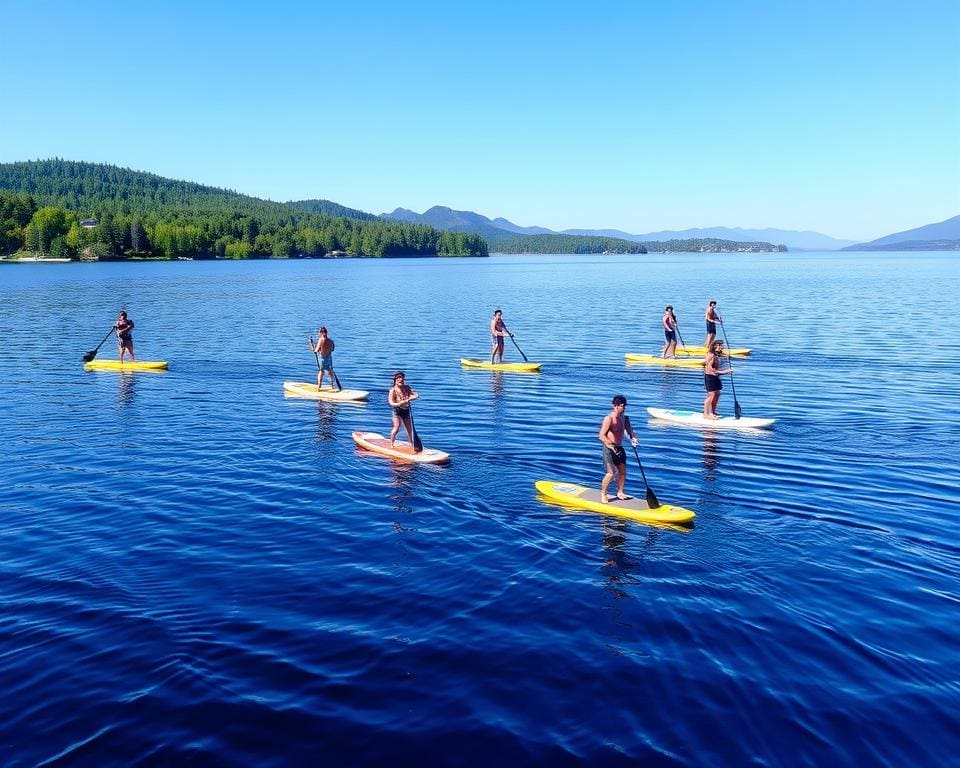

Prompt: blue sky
[{"left": 2, "top": 0, "right": 958, "bottom": 240}]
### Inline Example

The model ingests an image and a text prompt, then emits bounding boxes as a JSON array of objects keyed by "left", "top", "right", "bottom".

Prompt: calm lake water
[{"left": 1, "top": 252, "right": 958, "bottom": 766}]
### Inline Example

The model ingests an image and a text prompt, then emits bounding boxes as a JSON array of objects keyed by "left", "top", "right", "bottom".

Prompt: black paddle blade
[
  {"left": 645, "top": 486, "right": 661, "bottom": 509},
  {"left": 82, "top": 350, "right": 97, "bottom": 363},
  {"left": 734, "top": 400, "right": 743, "bottom": 419},
  {"left": 412, "top": 431, "right": 423, "bottom": 452}
]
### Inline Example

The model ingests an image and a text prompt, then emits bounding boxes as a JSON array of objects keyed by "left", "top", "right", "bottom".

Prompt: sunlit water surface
[{"left": 1, "top": 253, "right": 958, "bottom": 765}]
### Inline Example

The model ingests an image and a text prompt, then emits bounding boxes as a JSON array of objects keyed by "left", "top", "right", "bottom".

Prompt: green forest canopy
[{"left": 0, "top": 160, "right": 487, "bottom": 259}]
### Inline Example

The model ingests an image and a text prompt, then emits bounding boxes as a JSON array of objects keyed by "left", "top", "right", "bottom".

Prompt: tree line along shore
[{"left": 0, "top": 160, "right": 786, "bottom": 261}]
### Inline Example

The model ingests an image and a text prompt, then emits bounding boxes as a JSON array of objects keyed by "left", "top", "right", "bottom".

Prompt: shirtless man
[
  {"left": 704, "top": 300, "right": 721, "bottom": 348},
  {"left": 115, "top": 311, "right": 135, "bottom": 362},
  {"left": 661, "top": 305, "right": 678, "bottom": 358},
  {"left": 490, "top": 309, "right": 509, "bottom": 364},
  {"left": 388, "top": 371, "right": 420, "bottom": 450},
  {"left": 309, "top": 326, "right": 339, "bottom": 391},
  {"left": 598, "top": 395, "right": 639, "bottom": 503}
]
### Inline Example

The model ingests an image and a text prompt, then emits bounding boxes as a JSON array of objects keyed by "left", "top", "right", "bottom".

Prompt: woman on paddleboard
[
  {"left": 703, "top": 340, "right": 732, "bottom": 419},
  {"left": 388, "top": 371, "right": 420, "bottom": 450},
  {"left": 115, "top": 311, "right": 135, "bottom": 363},
  {"left": 661, "top": 305, "right": 678, "bottom": 359}
]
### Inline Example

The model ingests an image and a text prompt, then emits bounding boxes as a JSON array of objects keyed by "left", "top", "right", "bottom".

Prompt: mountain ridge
[
  {"left": 381, "top": 207, "right": 851, "bottom": 250},
  {"left": 843, "top": 214, "right": 960, "bottom": 251}
]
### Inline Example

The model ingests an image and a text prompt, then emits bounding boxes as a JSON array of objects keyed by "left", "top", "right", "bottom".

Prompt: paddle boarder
[
  {"left": 388, "top": 371, "right": 420, "bottom": 450},
  {"left": 599, "top": 395, "right": 639, "bottom": 503},
  {"left": 309, "top": 326, "right": 339, "bottom": 391},
  {"left": 661, "top": 305, "right": 678, "bottom": 358},
  {"left": 490, "top": 309, "right": 509, "bottom": 364},
  {"left": 115, "top": 311, "right": 135, "bottom": 363},
  {"left": 703, "top": 340, "right": 732, "bottom": 419},
  {"left": 704, "top": 300, "right": 721, "bottom": 348}
]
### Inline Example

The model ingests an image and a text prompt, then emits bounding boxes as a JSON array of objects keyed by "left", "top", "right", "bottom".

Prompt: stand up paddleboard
[
  {"left": 625, "top": 353, "right": 705, "bottom": 368},
  {"left": 283, "top": 381, "right": 369, "bottom": 401},
  {"left": 646, "top": 407, "right": 775, "bottom": 429},
  {"left": 535, "top": 480, "right": 695, "bottom": 524},
  {"left": 352, "top": 431, "right": 450, "bottom": 464},
  {"left": 460, "top": 358, "right": 542, "bottom": 372},
  {"left": 84, "top": 360, "right": 168, "bottom": 371},
  {"left": 675, "top": 345, "right": 751, "bottom": 357}
]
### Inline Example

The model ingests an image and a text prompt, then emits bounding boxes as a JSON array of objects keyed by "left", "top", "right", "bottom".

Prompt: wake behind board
[
  {"left": 283, "top": 381, "right": 369, "bottom": 401},
  {"left": 460, "top": 358, "right": 542, "bottom": 372},
  {"left": 535, "top": 480, "right": 695, "bottom": 524},
  {"left": 352, "top": 431, "right": 450, "bottom": 464},
  {"left": 625, "top": 353, "right": 705, "bottom": 368},
  {"left": 646, "top": 407, "right": 775, "bottom": 429},
  {"left": 84, "top": 359, "right": 168, "bottom": 371}
]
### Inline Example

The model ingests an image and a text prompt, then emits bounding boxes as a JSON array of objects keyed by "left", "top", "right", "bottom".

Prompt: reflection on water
[
  {"left": 313, "top": 401, "right": 338, "bottom": 442},
  {"left": 117, "top": 371, "right": 137, "bottom": 408},
  {"left": 702, "top": 432, "right": 720, "bottom": 477}
]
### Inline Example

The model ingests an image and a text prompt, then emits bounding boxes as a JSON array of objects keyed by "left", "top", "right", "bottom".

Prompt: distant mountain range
[
  {"left": 843, "top": 214, "right": 960, "bottom": 251},
  {"left": 381, "top": 207, "right": 855, "bottom": 250}
]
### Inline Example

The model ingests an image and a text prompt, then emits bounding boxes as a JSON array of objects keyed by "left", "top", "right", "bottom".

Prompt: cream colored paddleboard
[
  {"left": 352, "top": 431, "right": 450, "bottom": 464},
  {"left": 283, "top": 381, "right": 369, "bottom": 401}
]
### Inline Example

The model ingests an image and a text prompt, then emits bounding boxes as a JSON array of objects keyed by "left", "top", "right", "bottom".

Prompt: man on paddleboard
[
  {"left": 661, "top": 305, "right": 678, "bottom": 358},
  {"left": 309, "top": 326, "right": 340, "bottom": 391},
  {"left": 704, "top": 300, "right": 721, "bottom": 348},
  {"left": 388, "top": 371, "right": 420, "bottom": 450},
  {"left": 599, "top": 395, "right": 639, "bottom": 503},
  {"left": 115, "top": 311, "right": 135, "bottom": 362},
  {"left": 490, "top": 309, "right": 509, "bottom": 364}
]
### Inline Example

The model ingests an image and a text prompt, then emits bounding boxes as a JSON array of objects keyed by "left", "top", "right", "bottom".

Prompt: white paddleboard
[{"left": 646, "top": 407, "right": 775, "bottom": 429}]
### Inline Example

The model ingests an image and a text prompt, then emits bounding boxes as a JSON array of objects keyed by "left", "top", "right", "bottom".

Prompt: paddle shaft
[
  {"left": 631, "top": 443, "right": 661, "bottom": 509},
  {"left": 408, "top": 404, "right": 423, "bottom": 452},
  {"left": 502, "top": 325, "right": 529, "bottom": 362},
  {"left": 673, "top": 316, "right": 686, "bottom": 347},
  {"left": 719, "top": 319, "right": 742, "bottom": 418},
  {"left": 82, "top": 326, "right": 118, "bottom": 362},
  {"left": 625, "top": 417, "right": 661, "bottom": 508}
]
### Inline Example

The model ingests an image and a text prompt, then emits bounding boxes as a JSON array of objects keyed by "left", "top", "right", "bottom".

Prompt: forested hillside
[
  {"left": 491, "top": 234, "right": 648, "bottom": 254},
  {"left": 0, "top": 160, "right": 487, "bottom": 259}
]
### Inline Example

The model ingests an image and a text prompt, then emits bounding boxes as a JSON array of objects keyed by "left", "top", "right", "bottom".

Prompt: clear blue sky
[{"left": 3, "top": 0, "right": 958, "bottom": 240}]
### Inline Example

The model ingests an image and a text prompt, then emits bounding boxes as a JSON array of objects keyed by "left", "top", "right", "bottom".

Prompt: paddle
[
  {"left": 673, "top": 316, "right": 686, "bottom": 348},
  {"left": 719, "top": 319, "right": 743, "bottom": 419},
  {"left": 310, "top": 336, "right": 342, "bottom": 391},
  {"left": 503, "top": 326, "right": 529, "bottom": 362},
  {"left": 82, "top": 326, "right": 117, "bottom": 363},
  {"left": 407, "top": 405, "right": 424, "bottom": 452},
  {"left": 630, "top": 443, "right": 661, "bottom": 510}
]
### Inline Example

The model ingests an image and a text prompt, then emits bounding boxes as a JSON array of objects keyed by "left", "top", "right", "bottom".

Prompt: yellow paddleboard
[
  {"left": 676, "top": 345, "right": 751, "bottom": 357},
  {"left": 535, "top": 480, "right": 695, "bottom": 524},
  {"left": 352, "top": 431, "right": 450, "bottom": 464},
  {"left": 625, "top": 353, "right": 705, "bottom": 367},
  {"left": 460, "top": 358, "right": 542, "bottom": 372},
  {"left": 84, "top": 360, "right": 168, "bottom": 371},
  {"left": 283, "top": 381, "right": 369, "bottom": 401}
]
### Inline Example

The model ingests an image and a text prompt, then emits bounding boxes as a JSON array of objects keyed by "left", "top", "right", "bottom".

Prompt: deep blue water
[{"left": 1, "top": 253, "right": 958, "bottom": 766}]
